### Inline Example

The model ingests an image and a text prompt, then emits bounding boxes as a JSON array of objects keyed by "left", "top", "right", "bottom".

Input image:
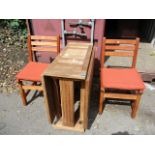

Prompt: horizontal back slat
[
  {"left": 67, "top": 46, "right": 88, "bottom": 49},
  {"left": 31, "top": 41, "right": 57, "bottom": 46},
  {"left": 32, "top": 47, "right": 58, "bottom": 52},
  {"left": 105, "top": 51, "right": 134, "bottom": 57},
  {"left": 31, "top": 35, "right": 57, "bottom": 41},
  {"left": 105, "top": 39, "right": 137, "bottom": 44},
  {"left": 105, "top": 45, "right": 135, "bottom": 51}
]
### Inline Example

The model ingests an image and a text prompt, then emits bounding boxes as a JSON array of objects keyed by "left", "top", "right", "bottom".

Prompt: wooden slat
[
  {"left": 32, "top": 47, "right": 57, "bottom": 52},
  {"left": 31, "top": 41, "right": 57, "bottom": 46},
  {"left": 59, "top": 79, "right": 74, "bottom": 127},
  {"left": 22, "top": 85, "right": 43, "bottom": 91},
  {"left": 68, "top": 42, "right": 93, "bottom": 46},
  {"left": 42, "top": 76, "right": 61, "bottom": 123},
  {"left": 31, "top": 35, "right": 57, "bottom": 40},
  {"left": 105, "top": 39, "right": 137, "bottom": 44},
  {"left": 67, "top": 46, "right": 88, "bottom": 49},
  {"left": 25, "top": 82, "right": 37, "bottom": 96},
  {"left": 105, "top": 45, "right": 135, "bottom": 51},
  {"left": 104, "top": 93, "right": 137, "bottom": 100},
  {"left": 105, "top": 51, "right": 134, "bottom": 57},
  {"left": 80, "top": 48, "right": 95, "bottom": 129}
]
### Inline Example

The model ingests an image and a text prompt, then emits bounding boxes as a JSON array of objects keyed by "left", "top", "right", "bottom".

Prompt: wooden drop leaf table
[{"left": 42, "top": 42, "right": 95, "bottom": 132}]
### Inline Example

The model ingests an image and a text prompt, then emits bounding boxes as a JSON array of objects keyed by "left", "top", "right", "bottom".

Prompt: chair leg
[
  {"left": 99, "top": 91, "right": 104, "bottom": 114},
  {"left": 131, "top": 94, "right": 141, "bottom": 118},
  {"left": 18, "top": 80, "right": 27, "bottom": 106}
]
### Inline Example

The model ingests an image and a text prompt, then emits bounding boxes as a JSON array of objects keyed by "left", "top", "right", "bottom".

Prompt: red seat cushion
[
  {"left": 101, "top": 68, "right": 145, "bottom": 90},
  {"left": 16, "top": 62, "right": 48, "bottom": 82}
]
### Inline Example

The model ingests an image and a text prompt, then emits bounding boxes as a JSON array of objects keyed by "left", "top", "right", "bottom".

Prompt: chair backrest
[
  {"left": 100, "top": 37, "right": 140, "bottom": 68},
  {"left": 27, "top": 35, "right": 60, "bottom": 62}
]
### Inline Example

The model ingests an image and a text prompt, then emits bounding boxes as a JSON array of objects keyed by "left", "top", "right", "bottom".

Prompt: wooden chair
[
  {"left": 99, "top": 37, "right": 145, "bottom": 118},
  {"left": 16, "top": 35, "right": 60, "bottom": 106}
]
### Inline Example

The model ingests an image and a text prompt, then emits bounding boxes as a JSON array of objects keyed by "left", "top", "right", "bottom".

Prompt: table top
[{"left": 43, "top": 42, "right": 93, "bottom": 80}]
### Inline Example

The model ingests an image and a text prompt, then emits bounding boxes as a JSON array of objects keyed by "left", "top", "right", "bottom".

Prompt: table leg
[
  {"left": 59, "top": 79, "right": 74, "bottom": 127},
  {"left": 80, "top": 48, "right": 94, "bottom": 129},
  {"left": 80, "top": 81, "right": 88, "bottom": 129},
  {"left": 42, "top": 76, "right": 61, "bottom": 123}
]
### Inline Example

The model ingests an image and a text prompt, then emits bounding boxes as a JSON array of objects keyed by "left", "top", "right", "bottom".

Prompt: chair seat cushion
[
  {"left": 16, "top": 62, "right": 48, "bottom": 82},
  {"left": 101, "top": 68, "right": 145, "bottom": 90}
]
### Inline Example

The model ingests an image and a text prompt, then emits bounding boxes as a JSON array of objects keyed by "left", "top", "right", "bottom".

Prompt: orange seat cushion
[
  {"left": 16, "top": 62, "right": 48, "bottom": 82},
  {"left": 101, "top": 68, "right": 145, "bottom": 90}
]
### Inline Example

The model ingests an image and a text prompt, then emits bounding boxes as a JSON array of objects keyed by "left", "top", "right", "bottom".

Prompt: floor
[{"left": 0, "top": 43, "right": 155, "bottom": 135}]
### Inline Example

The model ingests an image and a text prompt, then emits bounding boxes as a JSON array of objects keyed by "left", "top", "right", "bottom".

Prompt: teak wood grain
[
  {"left": 105, "top": 51, "right": 134, "bottom": 57},
  {"left": 105, "top": 45, "right": 135, "bottom": 51},
  {"left": 42, "top": 42, "right": 94, "bottom": 132},
  {"left": 32, "top": 47, "right": 57, "bottom": 52},
  {"left": 105, "top": 39, "right": 137, "bottom": 44},
  {"left": 42, "top": 76, "right": 61, "bottom": 123},
  {"left": 31, "top": 35, "right": 58, "bottom": 40},
  {"left": 31, "top": 41, "right": 57, "bottom": 46},
  {"left": 43, "top": 42, "right": 93, "bottom": 80},
  {"left": 28, "top": 35, "right": 60, "bottom": 61},
  {"left": 104, "top": 93, "right": 137, "bottom": 100},
  {"left": 22, "top": 85, "right": 43, "bottom": 91},
  {"left": 101, "top": 37, "right": 140, "bottom": 68},
  {"left": 80, "top": 47, "right": 95, "bottom": 129},
  {"left": 59, "top": 79, "right": 74, "bottom": 127}
]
